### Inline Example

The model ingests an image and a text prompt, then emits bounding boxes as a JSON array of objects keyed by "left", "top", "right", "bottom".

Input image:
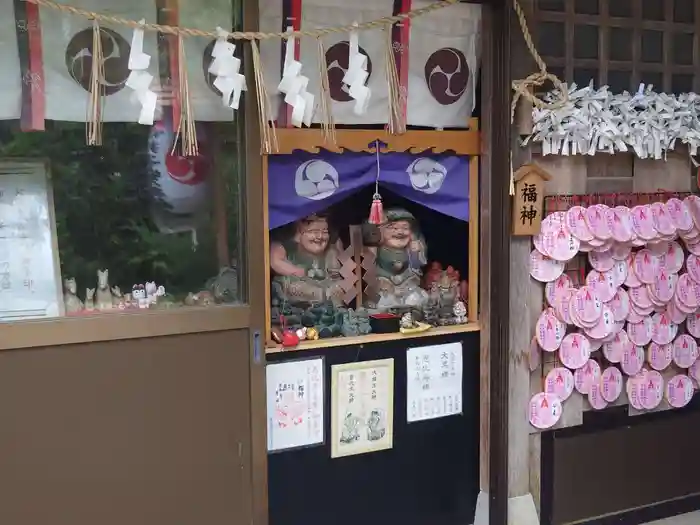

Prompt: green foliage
[{"left": 0, "top": 121, "right": 242, "bottom": 298}]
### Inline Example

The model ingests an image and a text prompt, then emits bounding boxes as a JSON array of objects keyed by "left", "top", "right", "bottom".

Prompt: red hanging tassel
[{"left": 368, "top": 192, "right": 385, "bottom": 225}]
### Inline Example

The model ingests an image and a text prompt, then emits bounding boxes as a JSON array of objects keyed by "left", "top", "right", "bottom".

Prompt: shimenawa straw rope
[{"left": 23, "top": 0, "right": 459, "bottom": 40}]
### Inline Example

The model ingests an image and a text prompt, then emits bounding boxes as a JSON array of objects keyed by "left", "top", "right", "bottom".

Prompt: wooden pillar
[{"left": 474, "top": 0, "right": 512, "bottom": 524}]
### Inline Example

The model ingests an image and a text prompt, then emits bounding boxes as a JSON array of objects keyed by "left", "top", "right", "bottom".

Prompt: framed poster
[
  {"left": 330, "top": 358, "right": 394, "bottom": 458},
  {"left": 406, "top": 342, "right": 463, "bottom": 422},
  {"left": 266, "top": 357, "right": 324, "bottom": 452},
  {"left": 0, "top": 160, "right": 63, "bottom": 320}
]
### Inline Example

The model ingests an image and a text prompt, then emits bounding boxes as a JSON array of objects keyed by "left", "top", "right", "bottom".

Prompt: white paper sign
[
  {"left": 0, "top": 161, "right": 63, "bottom": 320},
  {"left": 266, "top": 358, "right": 324, "bottom": 452},
  {"left": 406, "top": 342, "right": 463, "bottom": 422},
  {"left": 331, "top": 359, "right": 394, "bottom": 458}
]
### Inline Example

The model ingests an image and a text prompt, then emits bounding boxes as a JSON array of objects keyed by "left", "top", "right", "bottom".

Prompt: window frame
[{"left": 534, "top": 0, "right": 700, "bottom": 93}]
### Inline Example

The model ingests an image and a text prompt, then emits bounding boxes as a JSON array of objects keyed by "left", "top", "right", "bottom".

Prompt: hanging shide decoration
[
  {"left": 278, "top": 29, "right": 314, "bottom": 128},
  {"left": 208, "top": 28, "right": 246, "bottom": 111},
  {"left": 23, "top": 0, "right": 466, "bottom": 150},
  {"left": 250, "top": 40, "right": 278, "bottom": 154},
  {"left": 125, "top": 19, "right": 158, "bottom": 126},
  {"left": 384, "top": 24, "right": 405, "bottom": 135},
  {"left": 342, "top": 23, "right": 371, "bottom": 117},
  {"left": 316, "top": 38, "right": 336, "bottom": 146},
  {"left": 171, "top": 35, "right": 198, "bottom": 157},
  {"left": 86, "top": 18, "right": 105, "bottom": 146}
]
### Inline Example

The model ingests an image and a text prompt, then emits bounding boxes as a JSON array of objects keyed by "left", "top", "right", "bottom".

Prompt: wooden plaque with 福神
[{"left": 511, "top": 163, "right": 552, "bottom": 236}]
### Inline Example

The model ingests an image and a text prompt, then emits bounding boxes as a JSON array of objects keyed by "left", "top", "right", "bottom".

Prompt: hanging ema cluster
[{"left": 523, "top": 83, "right": 700, "bottom": 161}]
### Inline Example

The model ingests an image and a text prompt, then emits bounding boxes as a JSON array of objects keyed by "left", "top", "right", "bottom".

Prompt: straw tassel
[
  {"left": 384, "top": 24, "right": 405, "bottom": 135},
  {"left": 316, "top": 37, "right": 336, "bottom": 147},
  {"left": 86, "top": 19, "right": 104, "bottom": 146},
  {"left": 250, "top": 39, "right": 278, "bottom": 154},
  {"left": 171, "top": 34, "right": 198, "bottom": 157}
]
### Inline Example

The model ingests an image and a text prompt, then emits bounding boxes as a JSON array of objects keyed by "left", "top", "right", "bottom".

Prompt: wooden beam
[
  {"left": 488, "top": 0, "right": 512, "bottom": 524},
  {"left": 271, "top": 127, "right": 481, "bottom": 156}
]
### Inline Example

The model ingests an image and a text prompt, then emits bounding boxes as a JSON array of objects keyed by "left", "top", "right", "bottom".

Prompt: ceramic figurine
[
  {"left": 145, "top": 281, "right": 166, "bottom": 306},
  {"left": 306, "top": 327, "right": 320, "bottom": 340},
  {"left": 424, "top": 262, "right": 468, "bottom": 303},
  {"left": 370, "top": 209, "right": 427, "bottom": 305},
  {"left": 85, "top": 288, "right": 95, "bottom": 311},
  {"left": 269, "top": 214, "right": 345, "bottom": 307},
  {"left": 400, "top": 312, "right": 416, "bottom": 329},
  {"left": 63, "top": 278, "right": 84, "bottom": 314},
  {"left": 295, "top": 327, "right": 308, "bottom": 341},
  {"left": 111, "top": 286, "right": 125, "bottom": 309},
  {"left": 132, "top": 284, "right": 149, "bottom": 309},
  {"left": 281, "top": 330, "right": 300, "bottom": 347},
  {"left": 453, "top": 301, "right": 467, "bottom": 324},
  {"left": 207, "top": 264, "right": 240, "bottom": 304},
  {"left": 95, "top": 269, "right": 114, "bottom": 310}
]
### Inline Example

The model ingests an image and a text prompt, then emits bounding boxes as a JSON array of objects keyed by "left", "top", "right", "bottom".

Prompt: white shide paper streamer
[
  {"left": 208, "top": 27, "right": 246, "bottom": 111},
  {"left": 342, "top": 22, "right": 370, "bottom": 116},
  {"left": 524, "top": 83, "right": 700, "bottom": 161},
  {"left": 125, "top": 19, "right": 158, "bottom": 125},
  {"left": 277, "top": 27, "right": 314, "bottom": 127}
]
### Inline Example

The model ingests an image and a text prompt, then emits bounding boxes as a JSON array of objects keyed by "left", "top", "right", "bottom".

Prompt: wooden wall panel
[{"left": 0, "top": 331, "right": 252, "bottom": 525}]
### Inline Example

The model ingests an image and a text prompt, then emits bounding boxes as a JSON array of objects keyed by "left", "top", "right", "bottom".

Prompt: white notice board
[
  {"left": 406, "top": 342, "right": 463, "bottom": 422},
  {"left": 266, "top": 357, "right": 325, "bottom": 452},
  {"left": 0, "top": 160, "right": 63, "bottom": 320}
]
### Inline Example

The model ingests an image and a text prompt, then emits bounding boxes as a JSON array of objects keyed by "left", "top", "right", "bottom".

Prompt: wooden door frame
[
  {"left": 242, "top": 1, "right": 513, "bottom": 525},
  {"left": 242, "top": 2, "right": 269, "bottom": 525}
]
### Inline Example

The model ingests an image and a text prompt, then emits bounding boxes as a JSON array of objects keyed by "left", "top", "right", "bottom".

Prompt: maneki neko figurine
[
  {"left": 269, "top": 213, "right": 345, "bottom": 306},
  {"left": 371, "top": 208, "right": 427, "bottom": 306}
]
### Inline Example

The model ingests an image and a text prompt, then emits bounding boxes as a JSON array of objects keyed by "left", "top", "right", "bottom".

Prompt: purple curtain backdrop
[{"left": 267, "top": 151, "right": 471, "bottom": 229}]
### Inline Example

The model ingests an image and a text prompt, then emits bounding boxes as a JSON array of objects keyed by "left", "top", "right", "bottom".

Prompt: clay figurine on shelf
[
  {"left": 85, "top": 288, "right": 95, "bottom": 311},
  {"left": 399, "top": 311, "right": 431, "bottom": 335},
  {"left": 95, "top": 269, "right": 114, "bottom": 311},
  {"left": 269, "top": 214, "right": 345, "bottom": 307},
  {"left": 423, "top": 262, "right": 468, "bottom": 303},
  {"left": 63, "top": 278, "right": 84, "bottom": 314},
  {"left": 453, "top": 301, "right": 467, "bottom": 324},
  {"left": 132, "top": 284, "right": 149, "bottom": 309},
  {"left": 145, "top": 281, "right": 166, "bottom": 306},
  {"left": 206, "top": 263, "right": 240, "bottom": 304},
  {"left": 370, "top": 208, "right": 427, "bottom": 306},
  {"left": 184, "top": 290, "right": 214, "bottom": 307},
  {"left": 111, "top": 286, "right": 127, "bottom": 310}
]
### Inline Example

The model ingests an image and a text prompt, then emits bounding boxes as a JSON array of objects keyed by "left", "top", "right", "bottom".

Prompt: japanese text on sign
[
  {"left": 407, "top": 343, "right": 463, "bottom": 422},
  {"left": 266, "top": 358, "right": 324, "bottom": 452},
  {"left": 331, "top": 359, "right": 395, "bottom": 458}
]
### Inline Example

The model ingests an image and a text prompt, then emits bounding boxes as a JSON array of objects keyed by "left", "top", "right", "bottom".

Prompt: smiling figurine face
[
  {"left": 295, "top": 216, "right": 330, "bottom": 255},
  {"left": 381, "top": 220, "right": 412, "bottom": 250}
]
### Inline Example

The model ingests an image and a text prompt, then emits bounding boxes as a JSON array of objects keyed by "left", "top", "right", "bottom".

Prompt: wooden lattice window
[{"left": 535, "top": 0, "right": 700, "bottom": 94}]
